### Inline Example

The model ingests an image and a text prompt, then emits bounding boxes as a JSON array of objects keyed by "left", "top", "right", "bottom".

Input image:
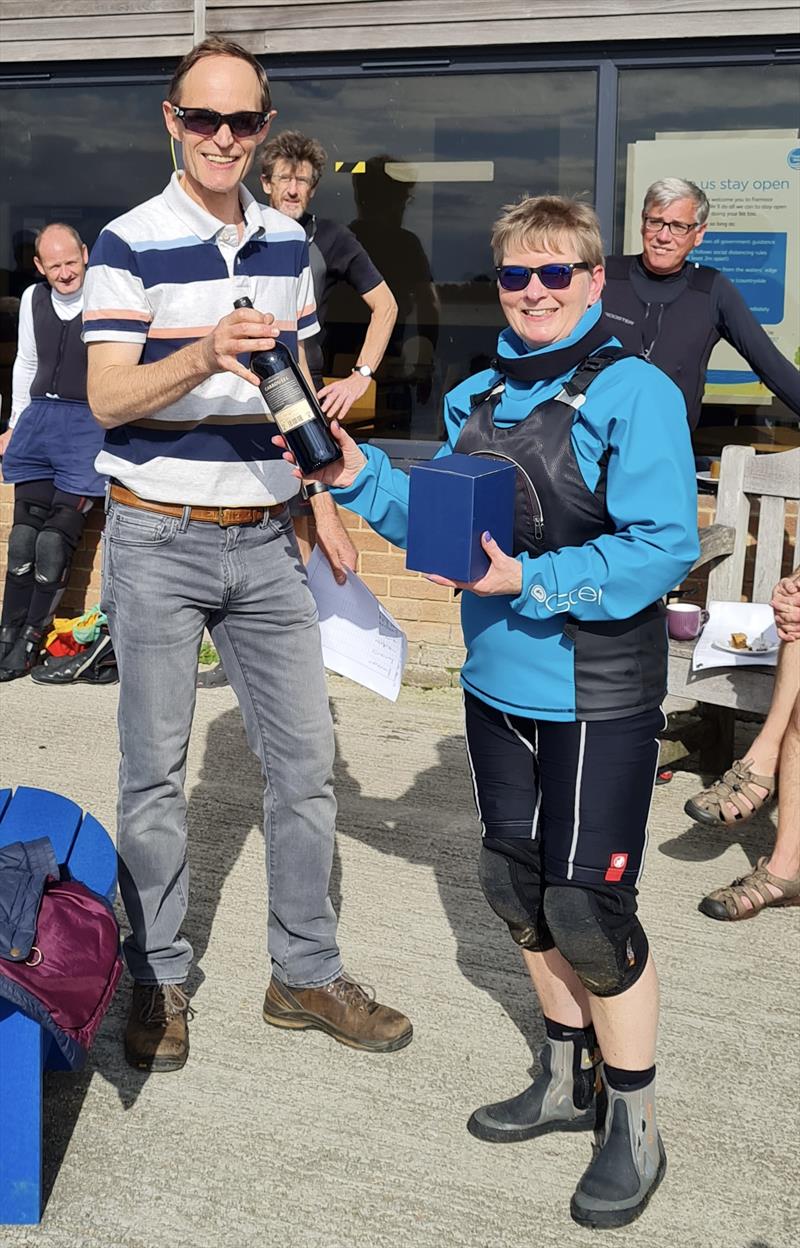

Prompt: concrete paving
[{"left": 0, "top": 674, "right": 797, "bottom": 1248}]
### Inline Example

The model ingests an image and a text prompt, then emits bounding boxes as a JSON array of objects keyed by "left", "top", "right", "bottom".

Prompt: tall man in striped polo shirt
[{"left": 83, "top": 36, "right": 412, "bottom": 1071}]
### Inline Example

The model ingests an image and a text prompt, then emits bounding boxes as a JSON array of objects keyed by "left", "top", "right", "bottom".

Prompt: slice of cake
[{"left": 730, "top": 633, "right": 748, "bottom": 650}]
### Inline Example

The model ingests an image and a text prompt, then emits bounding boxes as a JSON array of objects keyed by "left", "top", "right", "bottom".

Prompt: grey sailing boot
[
  {"left": 467, "top": 1029, "right": 600, "bottom": 1143},
  {"left": 570, "top": 1072, "right": 666, "bottom": 1228}
]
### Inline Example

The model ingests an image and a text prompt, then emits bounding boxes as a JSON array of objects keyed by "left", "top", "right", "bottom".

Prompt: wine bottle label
[{"left": 259, "top": 367, "right": 316, "bottom": 433}]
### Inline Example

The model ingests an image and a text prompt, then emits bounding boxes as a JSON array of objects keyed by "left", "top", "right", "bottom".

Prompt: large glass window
[
  {"left": 0, "top": 66, "right": 597, "bottom": 437},
  {"left": 0, "top": 79, "right": 170, "bottom": 419},
  {"left": 616, "top": 63, "right": 800, "bottom": 452},
  {"left": 266, "top": 69, "right": 597, "bottom": 438}
]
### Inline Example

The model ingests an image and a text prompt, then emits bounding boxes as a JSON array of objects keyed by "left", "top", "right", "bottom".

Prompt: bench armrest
[{"left": 689, "top": 523, "right": 736, "bottom": 574}]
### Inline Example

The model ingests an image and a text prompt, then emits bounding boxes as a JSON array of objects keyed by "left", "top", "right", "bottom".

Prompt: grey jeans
[{"left": 101, "top": 499, "right": 342, "bottom": 989}]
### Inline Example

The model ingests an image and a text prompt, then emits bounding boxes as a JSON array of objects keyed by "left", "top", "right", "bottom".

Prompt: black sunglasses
[
  {"left": 172, "top": 105, "right": 271, "bottom": 139},
  {"left": 495, "top": 262, "right": 591, "bottom": 291}
]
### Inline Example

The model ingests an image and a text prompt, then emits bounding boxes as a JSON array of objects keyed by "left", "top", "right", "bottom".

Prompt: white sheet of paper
[
  {"left": 306, "top": 546, "right": 408, "bottom": 701},
  {"left": 691, "top": 601, "right": 780, "bottom": 671}
]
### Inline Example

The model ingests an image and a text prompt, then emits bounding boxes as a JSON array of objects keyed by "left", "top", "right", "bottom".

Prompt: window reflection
[
  {"left": 0, "top": 69, "right": 597, "bottom": 435},
  {"left": 0, "top": 81, "right": 169, "bottom": 420},
  {"left": 262, "top": 69, "right": 597, "bottom": 437}
]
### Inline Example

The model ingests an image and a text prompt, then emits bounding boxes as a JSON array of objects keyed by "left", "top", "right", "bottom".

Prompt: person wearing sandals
[
  {"left": 274, "top": 196, "right": 699, "bottom": 1228},
  {"left": 687, "top": 567, "right": 800, "bottom": 921}
]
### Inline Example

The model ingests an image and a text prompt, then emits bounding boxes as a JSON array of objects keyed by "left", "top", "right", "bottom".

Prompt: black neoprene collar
[{"left": 490, "top": 317, "right": 613, "bottom": 383}]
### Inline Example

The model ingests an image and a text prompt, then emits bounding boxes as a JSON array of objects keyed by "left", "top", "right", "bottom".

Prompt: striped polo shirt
[{"left": 82, "top": 172, "right": 319, "bottom": 505}]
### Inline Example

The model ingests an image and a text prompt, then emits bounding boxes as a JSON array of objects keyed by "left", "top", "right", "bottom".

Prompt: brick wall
[{"left": 2, "top": 481, "right": 795, "bottom": 680}]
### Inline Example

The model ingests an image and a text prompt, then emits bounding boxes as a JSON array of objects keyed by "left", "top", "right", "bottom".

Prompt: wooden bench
[
  {"left": 0, "top": 786, "right": 117, "bottom": 1225},
  {"left": 665, "top": 444, "right": 800, "bottom": 774}
]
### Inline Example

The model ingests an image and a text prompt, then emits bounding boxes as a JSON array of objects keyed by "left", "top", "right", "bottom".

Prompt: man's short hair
[
  {"left": 167, "top": 36, "right": 271, "bottom": 112},
  {"left": 260, "top": 131, "right": 327, "bottom": 186},
  {"left": 34, "top": 223, "right": 85, "bottom": 260},
  {"left": 491, "top": 197, "right": 604, "bottom": 268},
  {"left": 642, "top": 178, "right": 709, "bottom": 226}
]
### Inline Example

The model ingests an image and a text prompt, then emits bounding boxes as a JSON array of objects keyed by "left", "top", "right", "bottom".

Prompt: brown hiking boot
[
  {"left": 125, "top": 982, "right": 193, "bottom": 1072},
  {"left": 262, "top": 974, "right": 413, "bottom": 1053}
]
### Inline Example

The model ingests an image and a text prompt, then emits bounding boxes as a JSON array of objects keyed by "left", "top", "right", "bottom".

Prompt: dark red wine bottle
[{"left": 234, "top": 297, "right": 342, "bottom": 475}]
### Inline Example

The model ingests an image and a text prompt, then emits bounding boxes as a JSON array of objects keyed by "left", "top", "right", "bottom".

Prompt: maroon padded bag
[{"left": 0, "top": 861, "right": 122, "bottom": 1070}]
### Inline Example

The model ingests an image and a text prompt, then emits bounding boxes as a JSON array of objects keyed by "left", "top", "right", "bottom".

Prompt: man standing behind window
[{"left": 83, "top": 36, "right": 412, "bottom": 1072}]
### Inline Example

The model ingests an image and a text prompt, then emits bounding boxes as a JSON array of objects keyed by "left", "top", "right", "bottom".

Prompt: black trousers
[{"left": 464, "top": 693, "right": 665, "bottom": 971}]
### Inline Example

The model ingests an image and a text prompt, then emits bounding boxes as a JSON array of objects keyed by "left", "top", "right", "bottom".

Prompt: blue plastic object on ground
[{"left": 0, "top": 786, "right": 116, "bottom": 1225}]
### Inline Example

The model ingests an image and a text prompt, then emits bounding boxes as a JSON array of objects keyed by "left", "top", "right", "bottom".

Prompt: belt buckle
[{"left": 217, "top": 506, "right": 232, "bottom": 527}]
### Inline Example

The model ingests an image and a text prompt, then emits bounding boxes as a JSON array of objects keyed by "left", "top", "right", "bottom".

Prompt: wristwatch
[
  {"left": 301, "top": 480, "right": 329, "bottom": 500},
  {"left": 352, "top": 364, "right": 373, "bottom": 378}
]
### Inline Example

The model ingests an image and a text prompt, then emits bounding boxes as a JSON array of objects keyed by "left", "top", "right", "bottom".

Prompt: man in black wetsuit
[
  {"left": 260, "top": 130, "right": 398, "bottom": 419},
  {"left": 603, "top": 177, "right": 799, "bottom": 430}
]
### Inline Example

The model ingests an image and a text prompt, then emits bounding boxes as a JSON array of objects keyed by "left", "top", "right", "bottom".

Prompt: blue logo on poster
[{"left": 788, "top": 147, "right": 800, "bottom": 171}]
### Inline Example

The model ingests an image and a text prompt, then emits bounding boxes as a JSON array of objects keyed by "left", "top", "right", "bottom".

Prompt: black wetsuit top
[{"left": 602, "top": 254, "right": 800, "bottom": 429}]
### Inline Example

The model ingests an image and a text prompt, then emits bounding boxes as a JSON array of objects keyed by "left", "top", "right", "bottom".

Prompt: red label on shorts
[{"left": 605, "top": 852, "right": 629, "bottom": 882}]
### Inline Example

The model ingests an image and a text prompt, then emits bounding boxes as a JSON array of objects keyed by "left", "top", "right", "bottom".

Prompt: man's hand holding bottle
[{"left": 200, "top": 304, "right": 277, "bottom": 387}]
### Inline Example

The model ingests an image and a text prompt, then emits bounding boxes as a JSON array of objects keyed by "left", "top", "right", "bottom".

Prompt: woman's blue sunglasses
[{"left": 496, "top": 262, "right": 591, "bottom": 291}]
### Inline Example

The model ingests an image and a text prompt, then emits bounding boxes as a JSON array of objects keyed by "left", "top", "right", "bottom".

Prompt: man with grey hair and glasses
[{"left": 602, "top": 177, "right": 799, "bottom": 430}]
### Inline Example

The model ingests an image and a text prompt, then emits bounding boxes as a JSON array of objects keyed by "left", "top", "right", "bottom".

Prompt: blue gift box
[{"left": 406, "top": 453, "right": 516, "bottom": 582}]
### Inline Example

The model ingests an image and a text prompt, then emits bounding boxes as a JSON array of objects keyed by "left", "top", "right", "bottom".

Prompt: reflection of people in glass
[
  {"left": 348, "top": 155, "right": 439, "bottom": 414},
  {"left": 7, "top": 229, "right": 39, "bottom": 300},
  {"left": 279, "top": 197, "right": 699, "bottom": 1230}
]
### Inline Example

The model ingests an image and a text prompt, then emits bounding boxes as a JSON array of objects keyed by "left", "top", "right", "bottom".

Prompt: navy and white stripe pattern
[{"left": 83, "top": 173, "right": 319, "bottom": 505}]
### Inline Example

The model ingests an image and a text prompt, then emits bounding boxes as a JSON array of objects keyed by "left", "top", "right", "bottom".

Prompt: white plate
[
  {"left": 713, "top": 639, "right": 780, "bottom": 656},
  {"left": 696, "top": 471, "right": 719, "bottom": 487}
]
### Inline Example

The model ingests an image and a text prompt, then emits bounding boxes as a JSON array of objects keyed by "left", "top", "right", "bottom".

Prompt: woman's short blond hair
[{"left": 491, "top": 196, "right": 604, "bottom": 269}]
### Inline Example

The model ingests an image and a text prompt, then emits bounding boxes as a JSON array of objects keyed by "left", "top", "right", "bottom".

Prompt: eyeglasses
[
  {"left": 642, "top": 216, "right": 700, "bottom": 237},
  {"left": 495, "top": 262, "right": 591, "bottom": 292},
  {"left": 171, "top": 105, "right": 271, "bottom": 138},
  {"left": 270, "top": 174, "right": 314, "bottom": 188}
]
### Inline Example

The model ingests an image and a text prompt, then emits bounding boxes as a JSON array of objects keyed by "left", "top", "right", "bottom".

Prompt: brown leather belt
[{"left": 109, "top": 484, "right": 285, "bottom": 528}]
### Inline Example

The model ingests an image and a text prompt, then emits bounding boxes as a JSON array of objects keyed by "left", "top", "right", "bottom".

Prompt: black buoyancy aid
[
  {"left": 454, "top": 347, "right": 667, "bottom": 720},
  {"left": 454, "top": 348, "right": 625, "bottom": 558},
  {"left": 30, "top": 283, "right": 88, "bottom": 403}
]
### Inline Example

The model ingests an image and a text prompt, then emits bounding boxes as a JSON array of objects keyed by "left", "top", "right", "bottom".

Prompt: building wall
[{"left": 2, "top": 1, "right": 799, "bottom": 63}]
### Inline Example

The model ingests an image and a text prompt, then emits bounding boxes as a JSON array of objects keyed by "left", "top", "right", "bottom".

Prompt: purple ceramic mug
[{"left": 666, "top": 602, "right": 709, "bottom": 641}]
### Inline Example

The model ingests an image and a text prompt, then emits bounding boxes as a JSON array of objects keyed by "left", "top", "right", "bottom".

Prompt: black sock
[
  {"left": 603, "top": 1062, "right": 656, "bottom": 1093},
  {"left": 544, "top": 1016, "right": 596, "bottom": 1047}
]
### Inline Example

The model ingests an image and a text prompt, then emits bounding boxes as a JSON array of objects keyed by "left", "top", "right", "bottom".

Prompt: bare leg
[
  {"left": 522, "top": 947, "right": 592, "bottom": 1028},
  {"left": 768, "top": 680, "right": 800, "bottom": 879},
  {"left": 587, "top": 955, "right": 659, "bottom": 1068},
  {"left": 718, "top": 640, "right": 800, "bottom": 816},
  {"left": 725, "top": 644, "right": 800, "bottom": 911}
]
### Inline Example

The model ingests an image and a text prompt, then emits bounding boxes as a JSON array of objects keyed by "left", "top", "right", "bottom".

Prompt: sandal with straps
[
  {"left": 684, "top": 757, "right": 776, "bottom": 826},
  {"left": 698, "top": 858, "right": 800, "bottom": 922}
]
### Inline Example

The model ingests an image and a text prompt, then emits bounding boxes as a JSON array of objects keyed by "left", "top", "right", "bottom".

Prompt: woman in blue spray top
[{"left": 276, "top": 196, "right": 698, "bottom": 1230}]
